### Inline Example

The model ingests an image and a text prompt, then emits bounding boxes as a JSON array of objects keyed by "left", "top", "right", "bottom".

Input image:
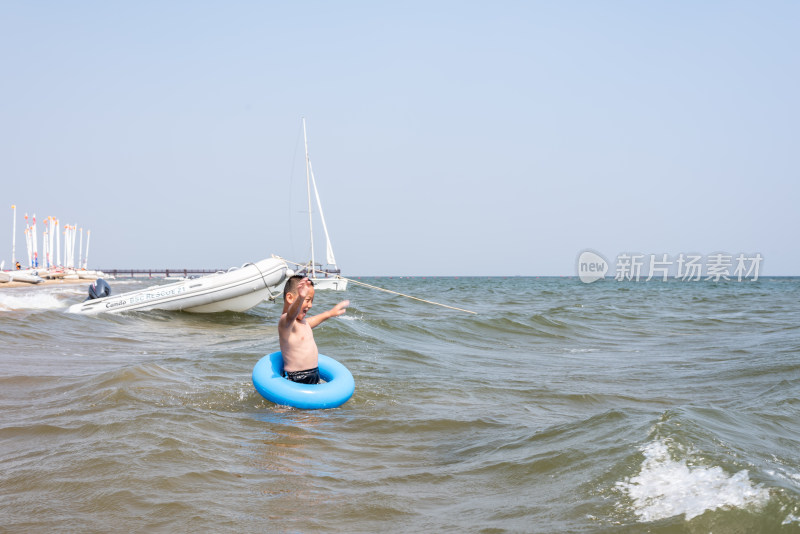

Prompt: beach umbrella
[
  {"left": 55, "top": 219, "right": 61, "bottom": 267},
  {"left": 32, "top": 215, "right": 38, "bottom": 268},
  {"left": 84, "top": 230, "right": 91, "bottom": 270}
]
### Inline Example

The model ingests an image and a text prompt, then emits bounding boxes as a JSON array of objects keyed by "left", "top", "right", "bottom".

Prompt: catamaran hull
[
  {"left": 68, "top": 258, "right": 290, "bottom": 315},
  {"left": 274, "top": 275, "right": 347, "bottom": 293},
  {"left": 6, "top": 271, "right": 44, "bottom": 284},
  {"left": 310, "top": 277, "right": 348, "bottom": 291}
]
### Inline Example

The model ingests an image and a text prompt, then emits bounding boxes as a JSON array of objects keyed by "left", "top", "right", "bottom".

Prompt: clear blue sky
[{"left": 2, "top": 1, "right": 798, "bottom": 275}]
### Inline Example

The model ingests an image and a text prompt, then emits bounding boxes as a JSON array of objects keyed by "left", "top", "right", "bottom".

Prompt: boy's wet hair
[{"left": 283, "top": 274, "right": 314, "bottom": 299}]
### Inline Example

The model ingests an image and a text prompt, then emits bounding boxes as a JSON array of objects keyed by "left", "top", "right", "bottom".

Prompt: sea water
[{"left": 1, "top": 277, "right": 799, "bottom": 532}]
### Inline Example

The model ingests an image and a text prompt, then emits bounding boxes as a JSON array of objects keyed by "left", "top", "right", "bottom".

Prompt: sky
[{"left": 1, "top": 1, "right": 798, "bottom": 276}]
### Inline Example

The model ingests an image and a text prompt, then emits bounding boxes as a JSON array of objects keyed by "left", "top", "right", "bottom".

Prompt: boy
[{"left": 278, "top": 275, "right": 349, "bottom": 384}]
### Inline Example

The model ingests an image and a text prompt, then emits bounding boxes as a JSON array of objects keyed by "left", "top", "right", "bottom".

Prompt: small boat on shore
[
  {"left": 68, "top": 257, "right": 291, "bottom": 315},
  {"left": 0, "top": 270, "right": 45, "bottom": 284},
  {"left": 77, "top": 270, "right": 104, "bottom": 279}
]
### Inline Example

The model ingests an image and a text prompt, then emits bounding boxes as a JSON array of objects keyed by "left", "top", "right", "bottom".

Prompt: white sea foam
[
  {"left": 783, "top": 514, "right": 800, "bottom": 526},
  {"left": 0, "top": 292, "right": 67, "bottom": 311},
  {"left": 617, "top": 439, "right": 770, "bottom": 522}
]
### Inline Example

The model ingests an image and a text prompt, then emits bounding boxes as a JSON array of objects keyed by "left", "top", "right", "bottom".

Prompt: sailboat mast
[
  {"left": 302, "top": 118, "right": 315, "bottom": 279},
  {"left": 11, "top": 205, "right": 16, "bottom": 267}
]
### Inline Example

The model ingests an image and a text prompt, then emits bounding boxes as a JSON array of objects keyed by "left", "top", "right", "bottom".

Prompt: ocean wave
[
  {"left": 617, "top": 438, "right": 770, "bottom": 522},
  {"left": 0, "top": 292, "right": 67, "bottom": 311},
  {"left": 4, "top": 276, "right": 800, "bottom": 532}
]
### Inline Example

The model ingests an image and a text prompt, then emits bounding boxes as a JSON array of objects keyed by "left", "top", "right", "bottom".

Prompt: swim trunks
[{"left": 283, "top": 367, "right": 320, "bottom": 384}]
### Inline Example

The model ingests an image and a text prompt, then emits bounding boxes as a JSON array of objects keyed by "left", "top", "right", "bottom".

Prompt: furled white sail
[{"left": 308, "top": 161, "right": 337, "bottom": 268}]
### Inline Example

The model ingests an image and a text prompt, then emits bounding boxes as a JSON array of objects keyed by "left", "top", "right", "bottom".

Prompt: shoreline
[{"left": 0, "top": 278, "right": 97, "bottom": 290}]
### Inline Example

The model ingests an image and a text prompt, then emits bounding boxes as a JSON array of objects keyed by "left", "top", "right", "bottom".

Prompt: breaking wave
[{"left": 617, "top": 439, "right": 770, "bottom": 522}]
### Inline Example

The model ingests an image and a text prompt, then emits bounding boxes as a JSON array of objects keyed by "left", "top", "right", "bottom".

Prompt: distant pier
[{"left": 96, "top": 268, "right": 225, "bottom": 279}]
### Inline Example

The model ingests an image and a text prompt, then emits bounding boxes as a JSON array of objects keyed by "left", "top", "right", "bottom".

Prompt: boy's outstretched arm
[{"left": 307, "top": 300, "right": 350, "bottom": 329}]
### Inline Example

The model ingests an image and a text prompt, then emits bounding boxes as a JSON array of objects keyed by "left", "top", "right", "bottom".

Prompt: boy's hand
[
  {"left": 296, "top": 277, "right": 311, "bottom": 299},
  {"left": 307, "top": 299, "right": 349, "bottom": 328},
  {"left": 331, "top": 300, "right": 350, "bottom": 317}
]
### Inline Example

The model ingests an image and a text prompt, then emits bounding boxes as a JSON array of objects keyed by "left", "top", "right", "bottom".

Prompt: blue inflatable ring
[{"left": 252, "top": 351, "right": 355, "bottom": 409}]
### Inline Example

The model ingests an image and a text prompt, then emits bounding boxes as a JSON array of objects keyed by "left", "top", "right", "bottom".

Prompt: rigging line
[
  {"left": 286, "top": 121, "right": 305, "bottom": 260},
  {"left": 252, "top": 261, "right": 282, "bottom": 301},
  {"left": 341, "top": 277, "right": 477, "bottom": 315},
  {"left": 272, "top": 256, "right": 477, "bottom": 315}
]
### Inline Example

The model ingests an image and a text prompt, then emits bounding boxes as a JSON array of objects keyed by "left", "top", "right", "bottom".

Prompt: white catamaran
[{"left": 294, "top": 118, "right": 347, "bottom": 291}]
